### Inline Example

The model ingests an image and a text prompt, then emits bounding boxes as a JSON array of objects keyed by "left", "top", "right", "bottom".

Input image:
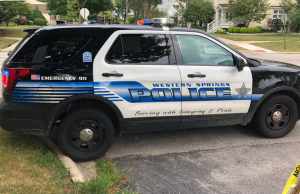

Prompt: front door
[
  {"left": 171, "top": 32, "right": 253, "bottom": 129},
  {"left": 218, "top": 10, "right": 222, "bottom": 20},
  {"left": 94, "top": 31, "right": 182, "bottom": 132}
]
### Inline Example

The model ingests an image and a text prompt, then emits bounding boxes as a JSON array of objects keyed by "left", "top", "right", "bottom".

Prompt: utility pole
[{"left": 125, "top": 0, "right": 128, "bottom": 24}]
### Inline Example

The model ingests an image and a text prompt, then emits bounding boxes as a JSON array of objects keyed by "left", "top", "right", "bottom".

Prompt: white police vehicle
[{"left": 1, "top": 18, "right": 300, "bottom": 161}]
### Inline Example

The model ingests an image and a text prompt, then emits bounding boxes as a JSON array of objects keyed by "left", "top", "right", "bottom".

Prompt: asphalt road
[
  {"left": 110, "top": 53, "right": 300, "bottom": 194},
  {"left": 1, "top": 52, "right": 300, "bottom": 193}
]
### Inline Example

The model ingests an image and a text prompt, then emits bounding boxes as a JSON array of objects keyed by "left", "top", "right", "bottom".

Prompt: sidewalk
[{"left": 218, "top": 37, "right": 276, "bottom": 53}]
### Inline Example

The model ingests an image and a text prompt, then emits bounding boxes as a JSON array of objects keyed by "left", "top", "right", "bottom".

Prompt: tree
[
  {"left": 183, "top": 0, "right": 215, "bottom": 26},
  {"left": 98, "top": 10, "right": 114, "bottom": 22},
  {"left": 46, "top": 0, "right": 68, "bottom": 15},
  {"left": 150, "top": 8, "right": 167, "bottom": 18},
  {"left": 0, "top": 1, "right": 33, "bottom": 23},
  {"left": 47, "top": 0, "right": 112, "bottom": 23},
  {"left": 131, "top": 0, "right": 143, "bottom": 24},
  {"left": 27, "top": 9, "right": 46, "bottom": 21},
  {"left": 141, "top": 0, "right": 162, "bottom": 19},
  {"left": 46, "top": 0, "right": 67, "bottom": 15},
  {"left": 115, "top": 0, "right": 127, "bottom": 23},
  {"left": 280, "top": 0, "right": 299, "bottom": 33},
  {"left": 226, "top": 0, "right": 270, "bottom": 27}
]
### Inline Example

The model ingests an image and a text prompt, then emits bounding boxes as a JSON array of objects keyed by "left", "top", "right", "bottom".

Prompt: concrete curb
[{"left": 40, "top": 137, "right": 87, "bottom": 183}]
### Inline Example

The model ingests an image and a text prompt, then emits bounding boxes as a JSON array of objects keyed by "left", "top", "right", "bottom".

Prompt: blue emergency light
[{"left": 138, "top": 18, "right": 174, "bottom": 26}]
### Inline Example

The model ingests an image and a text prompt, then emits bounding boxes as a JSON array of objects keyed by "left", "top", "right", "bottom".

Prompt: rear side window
[
  {"left": 17, "top": 33, "right": 91, "bottom": 63},
  {"left": 106, "top": 34, "right": 170, "bottom": 64}
]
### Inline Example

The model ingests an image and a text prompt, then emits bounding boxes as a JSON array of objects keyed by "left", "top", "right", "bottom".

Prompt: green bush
[
  {"left": 28, "top": 9, "right": 46, "bottom": 21},
  {"left": 233, "top": 27, "right": 240, "bottom": 33},
  {"left": 9, "top": 18, "right": 16, "bottom": 23},
  {"left": 28, "top": 21, "right": 34, "bottom": 25},
  {"left": 216, "top": 29, "right": 227, "bottom": 34},
  {"left": 254, "top": 27, "right": 259, "bottom": 33},
  {"left": 256, "top": 26, "right": 263, "bottom": 33},
  {"left": 15, "top": 18, "right": 22, "bottom": 25},
  {"left": 34, "top": 18, "right": 47, "bottom": 26},
  {"left": 265, "top": 28, "right": 277, "bottom": 32},
  {"left": 247, "top": 27, "right": 254, "bottom": 33},
  {"left": 240, "top": 27, "right": 247, "bottom": 33},
  {"left": 228, "top": 27, "right": 234, "bottom": 33}
]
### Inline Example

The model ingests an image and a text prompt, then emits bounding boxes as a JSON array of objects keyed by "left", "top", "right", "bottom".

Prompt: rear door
[
  {"left": 171, "top": 32, "right": 253, "bottom": 129},
  {"left": 93, "top": 30, "right": 182, "bottom": 132}
]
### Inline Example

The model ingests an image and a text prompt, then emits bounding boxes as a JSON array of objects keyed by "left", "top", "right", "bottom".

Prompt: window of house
[
  {"left": 173, "top": 5, "right": 179, "bottom": 8},
  {"left": 106, "top": 34, "right": 170, "bottom": 64},
  {"left": 18, "top": 33, "right": 91, "bottom": 63},
  {"left": 176, "top": 35, "right": 235, "bottom": 66},
  {"left": 273, "top": 10, "right": 284, "bottom": 20}
]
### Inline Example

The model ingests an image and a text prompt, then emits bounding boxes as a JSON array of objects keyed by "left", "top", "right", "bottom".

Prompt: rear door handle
[
  {"left": 102, "top": 73, "right": 123, "bottom": 77},
  {"left": 188, "top": 74, "right": 206, "bottom": 78}
]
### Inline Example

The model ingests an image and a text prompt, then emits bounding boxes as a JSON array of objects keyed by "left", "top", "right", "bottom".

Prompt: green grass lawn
[
  {"left": 250, "top": 42, "right": 300, "bottom": 52},
  {"left": 211, "top": 33, "right": 300, "bottom": 41},
  {"left": 0, "top": 38, "right": 18, "bottom": 49},
  {"left": 0, "top": 25, "right": 38, "bottom": 38},
  {"left": 0, "top": 128, "right": 136, "bottom": 194}
]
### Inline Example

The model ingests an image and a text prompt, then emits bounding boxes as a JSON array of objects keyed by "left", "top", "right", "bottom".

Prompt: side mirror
[
  {"left": 236, "top": 58, "right": 247, "bottom": 71},
  {"left": 7, "top": 51, "right": 12, "bottom": 56}
]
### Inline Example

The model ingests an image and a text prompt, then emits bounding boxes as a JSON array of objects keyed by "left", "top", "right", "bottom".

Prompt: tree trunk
[
  {"left": 147, "top": 0, "right": 152, "bottom": 19},
  {"left": 126, "top": 0, "right": 129, "bottom": 24},
  {"left": 150, "top": 4, "right": 157, "bottom": 17},
  {"left": 143, "top": 0, "right": 147, "bottom": 19}
]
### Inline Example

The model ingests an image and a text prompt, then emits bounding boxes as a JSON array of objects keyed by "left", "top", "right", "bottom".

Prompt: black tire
[
  {"left": 252, "top": 94, "right": 298, "bottom": 138},
  {"left": 57, "top": 107, "right": 115, "bottom": 162}
]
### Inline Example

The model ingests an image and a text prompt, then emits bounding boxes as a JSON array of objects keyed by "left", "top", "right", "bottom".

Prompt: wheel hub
[
  {"left": 272, "top": 111, "right": 283, "bottom": 122},
  {"left": 79, "top": 128, "right": 93, "bottom": 142}
]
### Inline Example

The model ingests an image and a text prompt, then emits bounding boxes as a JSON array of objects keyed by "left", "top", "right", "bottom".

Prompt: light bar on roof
[{"left": 138, "top": 18, "right": 174, "bottom": 25}]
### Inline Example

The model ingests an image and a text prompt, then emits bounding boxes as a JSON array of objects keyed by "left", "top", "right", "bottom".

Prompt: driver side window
[{"left": 176, "top": 35, "right": 235, "bottom": 66}]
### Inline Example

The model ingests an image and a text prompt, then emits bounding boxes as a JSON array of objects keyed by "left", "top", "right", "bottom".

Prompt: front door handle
[
  {"left": 188, "top": 74, "right": 206, "bottom": 78},
  {"left": 102, "top": 73, "right": 123, "bottom": 77}
]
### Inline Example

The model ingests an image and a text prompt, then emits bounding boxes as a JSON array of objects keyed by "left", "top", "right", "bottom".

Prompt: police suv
[{"left": 1, "top": 18, "right": 300, "bottom": 161}]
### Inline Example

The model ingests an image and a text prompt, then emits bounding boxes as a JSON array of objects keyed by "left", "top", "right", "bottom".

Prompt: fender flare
[
  {"left": 244, "top": 86, "right": 300, "bottom": 124},
  {"left": 45, "top": 94, "right": 125, "bottom": 133}
]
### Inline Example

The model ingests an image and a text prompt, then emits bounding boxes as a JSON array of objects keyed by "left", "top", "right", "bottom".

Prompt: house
[
  {"left": 207, "top": 0, "right": 294, "bottom": 32},
  {"left": 26, "top": 0, "right": 57, "bottom": 25},
  {"left": 157, "top": 0, "right": 186, "bottom": 17}
]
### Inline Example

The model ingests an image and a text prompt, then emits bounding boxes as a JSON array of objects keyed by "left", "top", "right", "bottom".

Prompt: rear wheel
[
  {"left": 253, "top": 94, "right": 298, "bottom": 138},
  {"left": 57, "top": 108, "right": 114, "bottom": 162}
]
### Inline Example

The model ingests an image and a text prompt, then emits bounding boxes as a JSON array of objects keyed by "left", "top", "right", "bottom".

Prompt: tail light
[{"left": 2, "top": 68, "right": 34, "bottom": 90}]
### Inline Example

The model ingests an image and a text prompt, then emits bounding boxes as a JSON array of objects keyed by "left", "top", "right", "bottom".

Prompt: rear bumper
[{"left": 0, "top": 98, "right": 49, "bottom": 135}]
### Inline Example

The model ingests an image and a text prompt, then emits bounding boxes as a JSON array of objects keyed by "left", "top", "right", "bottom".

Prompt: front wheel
[
  {"left": 57, "top": 108, "right": 115, "bottom": 162},
  {"left": 253, "top": 94, "right": 298, "bottom": 138}
]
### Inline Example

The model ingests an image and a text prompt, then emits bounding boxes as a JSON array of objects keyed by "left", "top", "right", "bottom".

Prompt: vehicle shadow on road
[{"left": 105, "top": 123, "right": 300, "bottom": 159}]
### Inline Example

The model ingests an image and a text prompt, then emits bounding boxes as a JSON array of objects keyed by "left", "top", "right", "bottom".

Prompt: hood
[{"left": 249, "top": 58, "right": 300, "bottom": 72}]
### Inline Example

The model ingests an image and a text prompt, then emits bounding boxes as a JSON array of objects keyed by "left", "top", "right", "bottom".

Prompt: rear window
[
  {"left": 106, "top": 34, "right": 170, "bottom": 64},
  {"left": 15, "top": 33, "right": 91, "bottom": 63}
]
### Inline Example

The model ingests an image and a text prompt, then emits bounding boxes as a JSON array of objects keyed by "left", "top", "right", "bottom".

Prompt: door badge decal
[
  {"left": 83, "top": 52, "right": 92, "bottom": 62},
  {"left": 235, "top": 83, "right": 251, "bottom": 99}
]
